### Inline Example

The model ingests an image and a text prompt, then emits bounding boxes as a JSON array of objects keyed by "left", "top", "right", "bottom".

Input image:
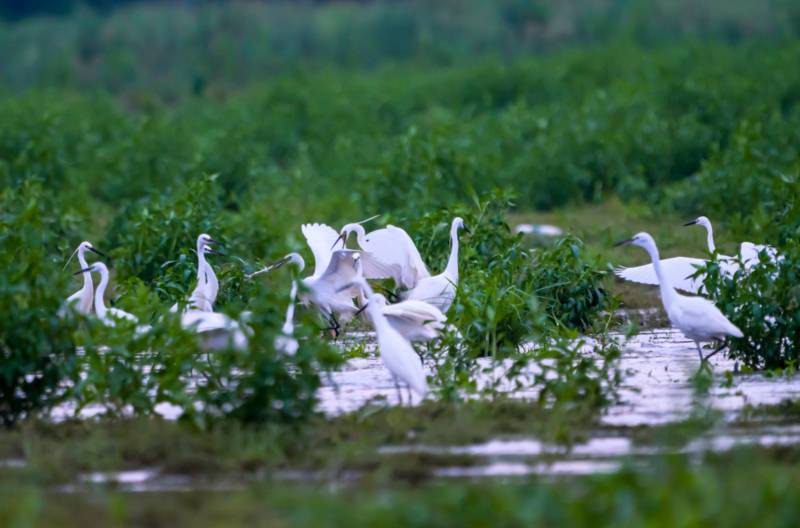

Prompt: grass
[
  {"left": 5, "top": 446, "right": 800, "bottom": 527},
  {"left": 0, "top": 400, "right": 601, "bottom": 486}
]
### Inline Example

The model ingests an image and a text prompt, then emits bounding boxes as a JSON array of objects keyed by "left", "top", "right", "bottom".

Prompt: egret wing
[
  {"left": 362, "top": 226, "right": 430, "bottom": 288},
  {"left": 321, "top": 250, "right": 362, "bottom": 293},
  {"left": 382, "top": 299, "right": 446, "bottom": 326},
  {"left": 302, "top": 223, "right": 340, "bottom": 278},
  {"left": 615, "top": 257, "right": 707, "bottom": 294},
  {"left": 375, "top": 322, "right": 428, "bottom": 396},
  {"left": 673, "top": 296, "right": 743, "bottom": 338},
  {"left": 740, "top": 242, "right": 779, "bottom": 269}
]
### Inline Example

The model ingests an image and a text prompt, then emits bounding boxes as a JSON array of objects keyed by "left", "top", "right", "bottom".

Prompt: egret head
[
  {"left": 370, "top": 293, "right": 388, "bottom": 307},
  {"left": 452, "top": 217, "right": 469, "bottom": 233},
  {"left": 203, "top": 245, "right": 225, "bottom": 257},
  {"left": 198, "top": 233, "right": 222, "bottom": 248},
  {"left": 333, "top": 223, "right": 359, "bottom": 249},
  {"left": 683, "top": 216, "right": 711, "bottom": 229},
  {"left": 66, "top": 241, "right": 107, "bottom": 269},
  {"left": 74, "top": 261, "right": 109, "bottom": 276},
  {"left": 249, "top": 252, "right": 306, "bottom": 279},
  {"left": 614, "top": 232, "right": 656, "bottom": 250}
]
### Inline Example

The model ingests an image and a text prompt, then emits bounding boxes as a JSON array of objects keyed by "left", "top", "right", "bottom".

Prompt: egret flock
[{"left": 63, "top": 213, "right": 770, "bottom": 401}]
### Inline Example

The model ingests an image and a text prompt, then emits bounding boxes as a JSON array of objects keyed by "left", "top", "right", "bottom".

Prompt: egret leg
[
  {"left": 324, "top": 313, "right": 341, "bottom": 339},
  {"left": 393, "top": 375, "right": 403, "bottom": 406},
  {"left": 406, "top": 384, "right": 413, "bottom": 404},
  {"left": 695, "top": 342, "right": 704, "bottom": 362},
  {"left": 703, "top": 341, "right": 727, "bottom": 362}
]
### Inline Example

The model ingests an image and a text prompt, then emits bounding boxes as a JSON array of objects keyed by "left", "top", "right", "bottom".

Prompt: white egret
[
  {"left": 249, "top": 224, "right": 362, "bottom": 336},
  {"left": 61, "top": 241, "right": 107, "bottom": 316},
  {"left": 350, "top": 278, "right": 428, "bottom": 403},
  {"left": 180, "top": 309, "right": 248, "bottom": 351},
  {"left": 170, "top": 233, "right": 222, "bottom": 313},
  {"left": 273, "top": 279, "right": 300, "bottom": 355},
  {"left": 615, "top": 216, "right": 778, "bottom": 293},
  {"left": 401, "top": 217, "right": 466, "bottom": 313},
  {"left": 249, "top": 252, "right": 305, "bottom": 355},
  {"left": 76, "top": 262, "right": 139, "bottom": 326},
  {"left": 339, "top": 276, "right": 447, "bottom": 342},
  {"left": 335, "top": 220, "right": 430, "bottom": 289},
  {"left": 615, "top": 233, "right": 743, "bottom": 362}
]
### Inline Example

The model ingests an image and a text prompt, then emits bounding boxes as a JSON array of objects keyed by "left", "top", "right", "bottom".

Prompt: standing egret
[
  {"left": 401, "top": 217, "right": 466, "bottom": 313},
  {"left": 350, "top": 278, "right": 428, "bottom": 403},
  {"left": 273, "top": 280, "right": 300, "bottom": 355},
  {"left": 615, "top": 233, "right": 743, "bottom": 362},
  {"left": 170, "top": 233, "right": 222, "bottom": 313},
  {"left": 616, "top": 216, "right": 778, "bottom": 293},
  {"left": 180, "top": 309, "right": 248, "bottom": 351},
  {"left": 76, "top": 262, "right": 139, "bottom": 326},
  {"left": 248, "top": 252, "right": 306, "bottom": 355},
  {"left": 61, "top": 241, "right": 107, "bottom": 316},
  {"left": 334, "top": 220, "right": 430, "bottom": 289}
]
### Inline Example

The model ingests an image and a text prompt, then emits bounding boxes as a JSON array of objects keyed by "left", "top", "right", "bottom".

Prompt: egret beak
[
  {"left": 88, "top": 247, "right": 109, "bottom": 259},
  {"left": 268, "top": 255, "right": 293, "bottom": 271},
  {"left": 331, "top": 232, "right": 347, "bottom": 250},
  {"left": 73, "top": 267, "right": 93, "bottom": 275},
  {"left": 206, "top": 248, "right": 225, "bottom": 256},
  {"left": 353, "top": 303, "right": 369, "bottom": 318},
  {"left": 682, "top": 220, "right": 698, "bottom": 226},
  {"left": 336, "top": 282, "right": 356, "bottom": 294},
  {"left": 613, "top": 238, "right": 633, "bottom": 247},
  {"left": 245, "top": 255, "right": 293, "bottom": 279}
]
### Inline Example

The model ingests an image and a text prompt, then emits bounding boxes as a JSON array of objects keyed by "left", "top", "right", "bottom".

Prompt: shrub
[{"left": 0, "top": 182, "right": 82, "bottom": 424}]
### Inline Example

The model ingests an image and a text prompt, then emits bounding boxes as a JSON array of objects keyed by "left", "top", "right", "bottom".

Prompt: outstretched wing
[
  {"left": 321, "top": 249, "right": 362, "bottom": 293},
  {"left": 740, "top": 242, "right": 779, "bottom": 270},
  {"left": 302, "top": 223, "right": 340, "bottom": 278},
  {"left": 382, "top": 299, "right": 446, "bottom": 326},
  {"left": 615, "top": 256, "right": 707, "bottom": 294},
  {"left": 362, "top": 225, "right": 430, "bottom": 288}
]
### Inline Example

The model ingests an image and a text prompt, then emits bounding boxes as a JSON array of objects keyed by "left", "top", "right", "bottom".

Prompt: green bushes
[
  {"left": 699, "top": 176, "right": 800, "bottom": 370},
  {"left": 0, "top": 183, "right": 82, "bottom": 425}
]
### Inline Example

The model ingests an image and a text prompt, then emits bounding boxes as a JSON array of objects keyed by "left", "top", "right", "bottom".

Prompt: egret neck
[
  {"left": 645, "top": 239, "right": 679, "bottom": 308},
  {"left": 444, "top": 220, "right": 462, "bottom": 283},
  {"left": 93, "top": 264, "right": 111, "bottom": 320}
]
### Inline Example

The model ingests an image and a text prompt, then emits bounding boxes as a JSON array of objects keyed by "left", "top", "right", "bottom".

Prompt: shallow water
[
  {"left": 318, "top": 328, "right": 800, "bottom": 426},
  {"left": 47, "top": 328, "right": 800, "bottom": 482}
]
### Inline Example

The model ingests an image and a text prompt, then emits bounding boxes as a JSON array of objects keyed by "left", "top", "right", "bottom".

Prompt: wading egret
[
  {"left": 61, "top": 241, "right": 107, "bottom": 316},
  {"left": 180, "top": 309, "right": 248, "bottom": 351},
  {"left": 170, "top": 233, "right": 222, "bottom": 313},
  {"left": 401, "top": 217, "right": 466, "bottom": 313},
  {"left": 273, "top": 279, "right": 300, "bottom": 355},
  {"left": 350, "top": 278, "right": 428, "bottom": 403},
  {"left": 76, "top": 262, "right": 139, "bottom": 326},
  {"left": 615, "top": 233, "right": 743, "bottom": 362},
  {"left": 248, "top": 252, "right": 305, "bottom": 354},
  {"left": 335, "top": 220, "right": 430, "bottom": 289},
  {"left": 616, "top": 216, "right": 778, "bottom": 293}
]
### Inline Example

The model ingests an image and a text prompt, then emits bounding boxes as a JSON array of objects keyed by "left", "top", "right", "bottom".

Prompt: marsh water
[{"left": 46, "top": 328, "right": 800, "bottom": 488}]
